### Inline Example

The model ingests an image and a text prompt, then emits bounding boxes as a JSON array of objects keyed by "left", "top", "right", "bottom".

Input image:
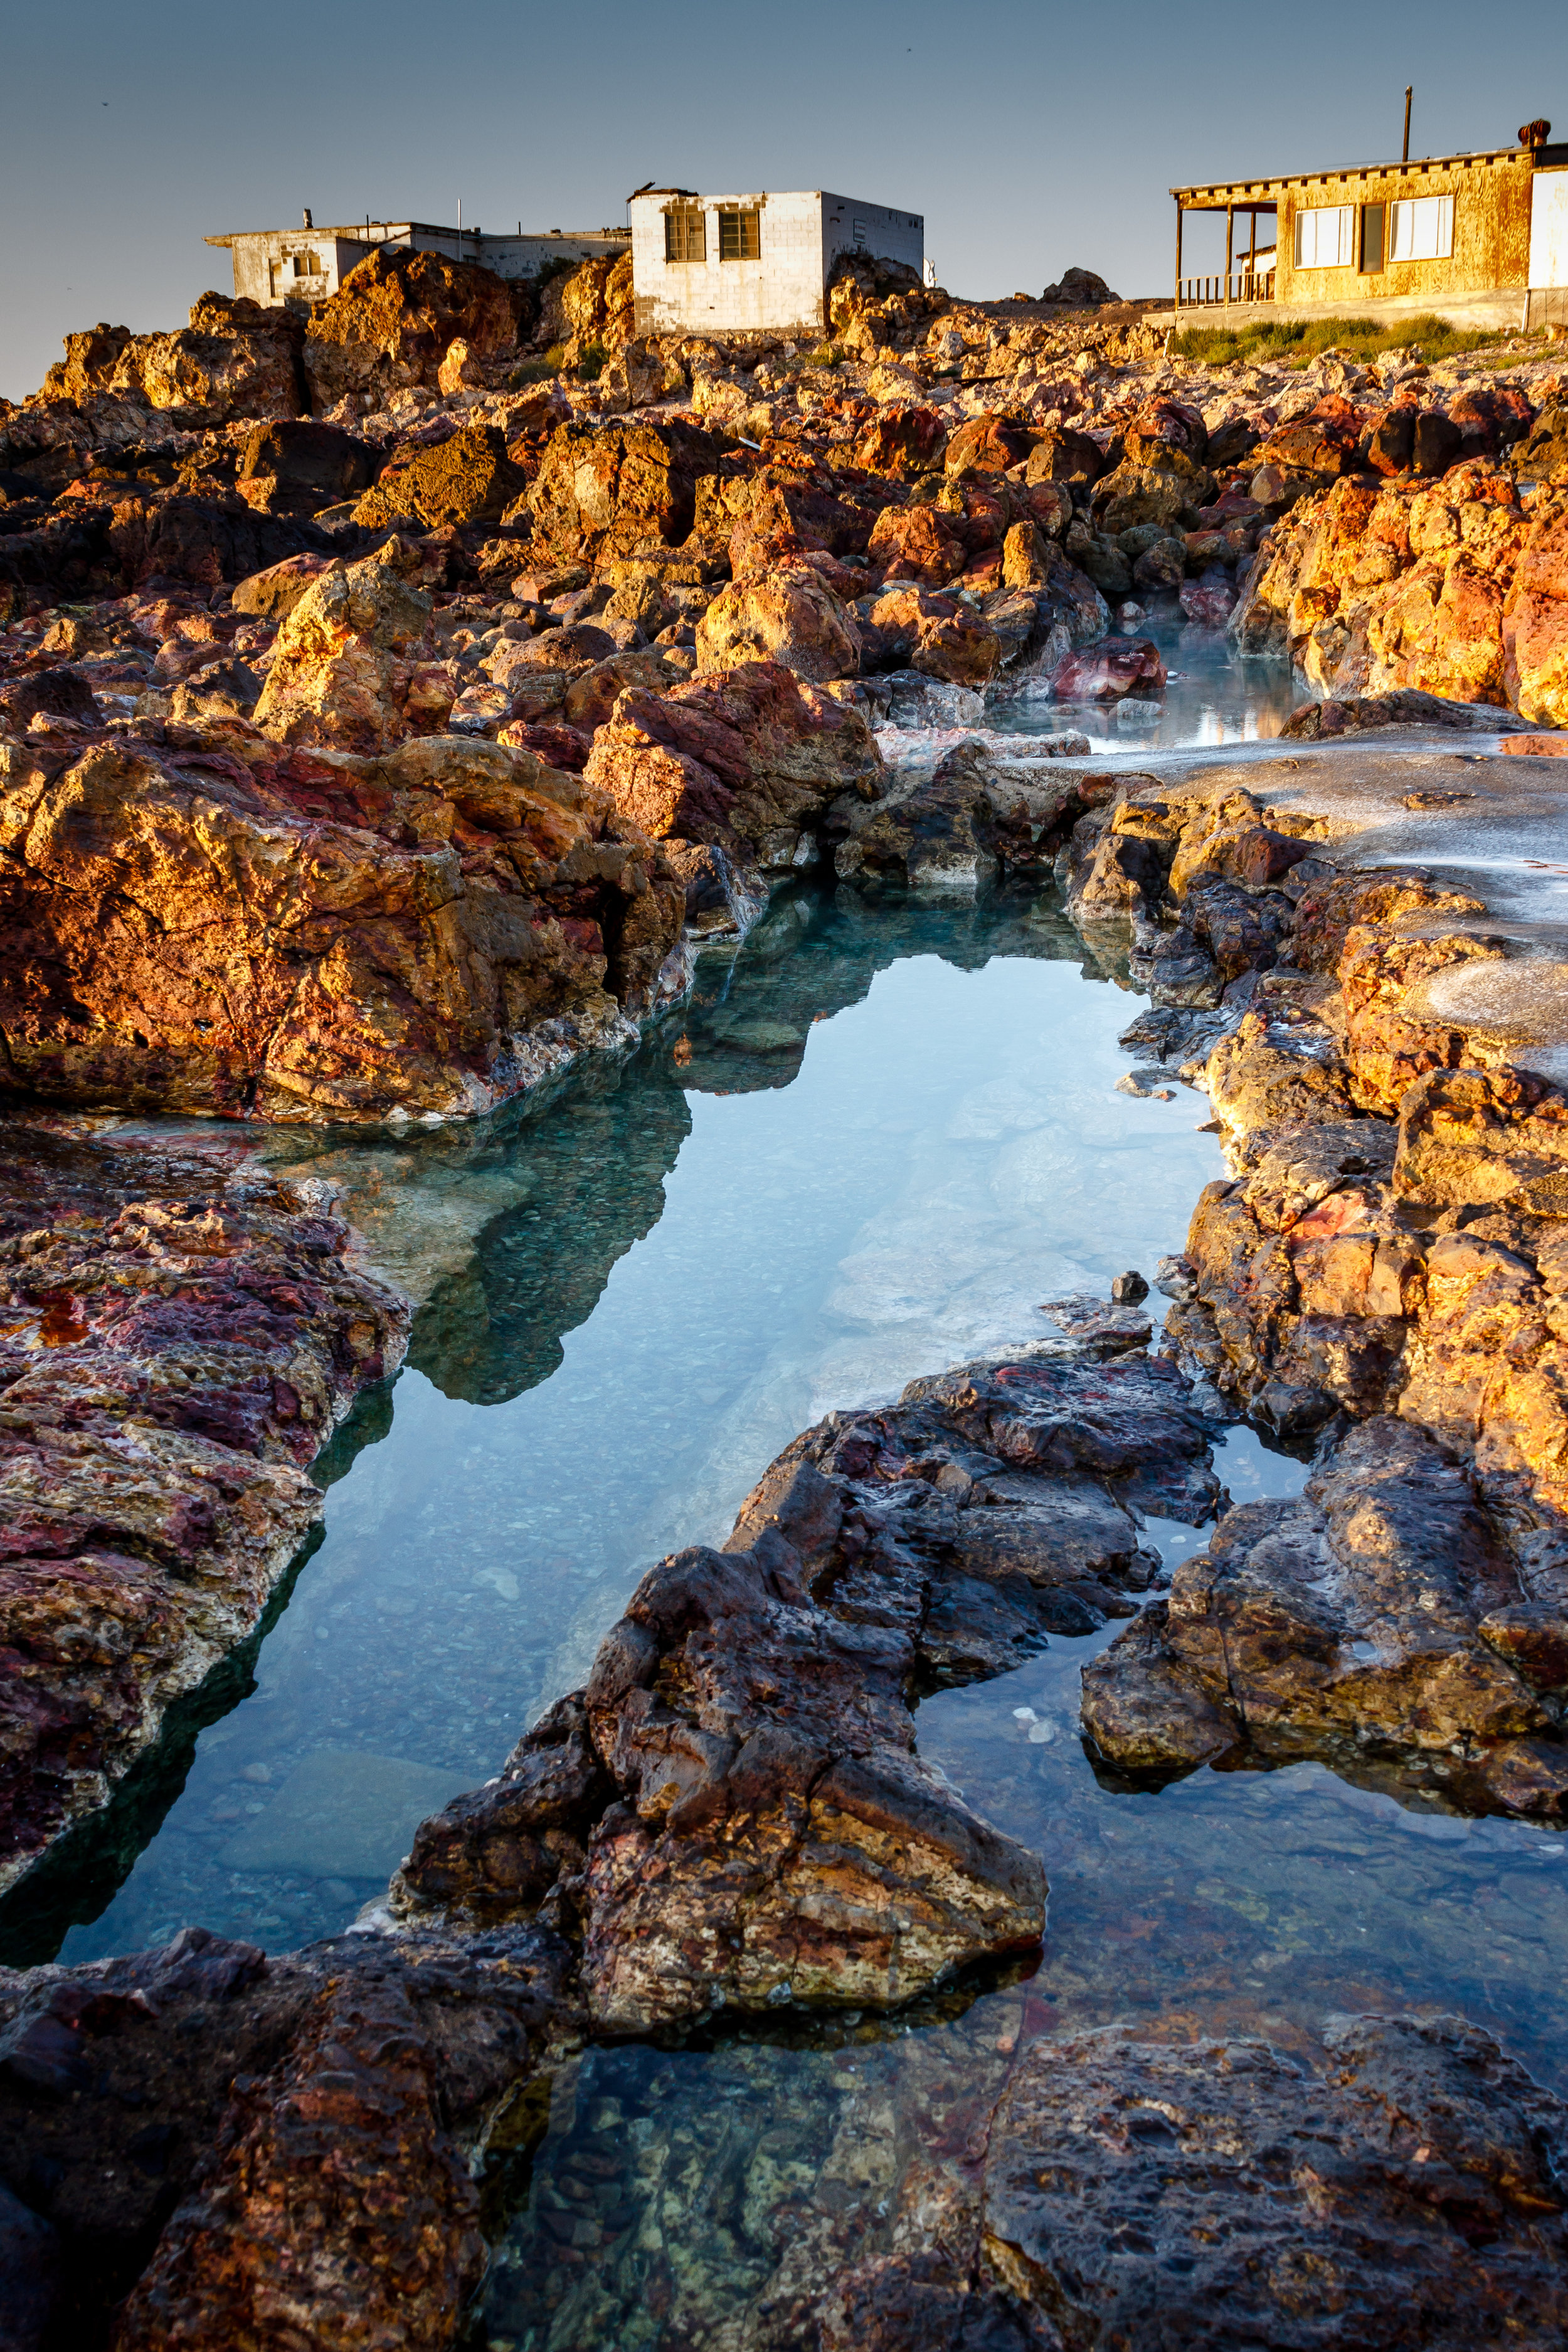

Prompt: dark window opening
[
  {"left": 664, "top": 207, "right": 707, "bottom": 263},
  {"left": 718, "top": 207, "right": 761, "bottom": 261},
  {"left": 1360, "top": 203, "right": 1385, "bottom": 273}
]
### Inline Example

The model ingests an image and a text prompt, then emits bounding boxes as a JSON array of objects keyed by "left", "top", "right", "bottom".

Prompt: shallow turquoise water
[{"left": 29, "top": 887, "right": 1231, "bottom": 1964}]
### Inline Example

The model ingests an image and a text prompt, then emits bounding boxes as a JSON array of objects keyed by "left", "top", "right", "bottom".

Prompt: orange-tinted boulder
[
  {"left": 867, "top": 501, "right": 965, "bottom": 586},
  {"left": 303, "top": 248, "right": 518, "bottom": 410}
]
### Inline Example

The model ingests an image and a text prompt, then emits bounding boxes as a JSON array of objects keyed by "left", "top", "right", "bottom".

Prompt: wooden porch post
[
  {"left": 1175, "top": 201, "right": 1184, "bottom": 312},
  {"left": 1224, "top": 204, "right": 1234, "bottom": 304}
]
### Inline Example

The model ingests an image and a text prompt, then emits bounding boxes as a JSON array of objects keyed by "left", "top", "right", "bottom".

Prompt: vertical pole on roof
[
  {"left": 1174, "top": 200, "right": 1184, "bottom": 312},
  {"left": 1402, "top": 87, "right": 1412, "bottom": 163},
  {"left": 1224, "top": 204, "right": 1234, "bottom": 304}
]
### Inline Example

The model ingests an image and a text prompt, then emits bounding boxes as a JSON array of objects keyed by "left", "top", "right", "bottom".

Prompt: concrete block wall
[{"left": 630, "top": 190, "right": 923, "bottom": 337}]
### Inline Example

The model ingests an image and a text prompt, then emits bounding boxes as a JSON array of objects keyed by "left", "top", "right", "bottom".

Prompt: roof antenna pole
[{"left": 1402, "top": 86, "right": 1412, "bottom": 163}]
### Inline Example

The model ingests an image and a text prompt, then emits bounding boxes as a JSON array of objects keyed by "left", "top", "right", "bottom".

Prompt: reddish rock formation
[
  {"left": 0, "top": 1126, "right": 408, "bottom": 1895},
  {"left": 583, "top": 659, "right": 883, "bottom": 870},
  {"left": 696, "top": 559, "right": 863, "bottom": 682},
  {"left": 0, "top": 1923, "right": 576, "bottom": 2351},
  {"left": 527, "top": 417, "right": 727, "bottom": 561},
  {"left": 0, "top": 726, "right": 686, "bottom": 1120},
  {"left": 1234, "top": 464, "right": 1568, "bottom": 725}
]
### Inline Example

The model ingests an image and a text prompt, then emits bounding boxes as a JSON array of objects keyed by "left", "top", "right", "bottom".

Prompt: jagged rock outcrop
[
  {"left": 835, "top": 737, "right": 1086, "bottom": 892},
  {"left": 1082, "top": 1414, "right": 1568, "bottom": 1811},
  {"left": 251, "top": 545, "right": 437, "bottom": 747},
  {"left": 583, "top": 657, "right": 884, "bottom": 872},
  {"left": 390, "top": 1347, "right": 1221, "bottom": 2028},
  {"left": 302, "top": 248, "right": 519, "bottom": 411},
  {"left": 235, "top": 418, "right": 379, "bottom": 517},
  {"left": 527, "top": 417, "right": 728, "bottom": 561},
  {"left": 696, "top": 558, "right": 864, "bottom": 682},
  {"left": 0, "top": 1127, "right": 408, "bottom": 1895},
  {"left": 1232, "top": 461, "right": 1568, "bottom": 726},
  {"left": 0, "top": 725, "right": 686, "bottom": 1120},
  {"left": 351, "top": 421, "right": 526, "bottom": 532}
]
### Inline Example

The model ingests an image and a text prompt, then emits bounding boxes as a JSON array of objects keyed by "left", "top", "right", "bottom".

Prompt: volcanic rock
[
  {"left": 251, "top": 548, "right": 433, "bottom": 748},
  {"left": 583, "top": 659, "right": 884, "bottom": 871},
  {"left": 0, "top": 1922, "right": 575, "bottom": 2351},
  {"left": 352, "top": 421, "right": 526, "bottom": 532},
  {"left": 951, "top": 2015, "right": 1568, "bottom": 2349},
  {"left": 1081, "top": 1414, "right": 1568, "bottom": 1811},
  {"left": 696, "top": 561, "right": 863, "bottom": 683},
  {"left": 302, "top": 248, "right": 519, "bottom": 411}
]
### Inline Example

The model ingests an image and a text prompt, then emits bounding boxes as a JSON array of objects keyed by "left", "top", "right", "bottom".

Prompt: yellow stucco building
[{"left": 1166, "top": 125, "right": 1568, "bottom": 331}]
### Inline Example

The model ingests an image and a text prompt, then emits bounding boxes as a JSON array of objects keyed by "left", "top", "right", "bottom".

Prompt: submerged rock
[{"left": 922, "top": 2014, "right": 1568, "bottom": 2350}]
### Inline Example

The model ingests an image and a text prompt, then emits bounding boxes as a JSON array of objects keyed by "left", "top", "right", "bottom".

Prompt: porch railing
[{"left": 1177, "top": 270, "right": 1276, "bottom": 309}]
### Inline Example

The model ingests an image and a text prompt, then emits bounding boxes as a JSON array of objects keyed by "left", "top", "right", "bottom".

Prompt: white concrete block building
[
  {"left": 627, "top": 189, "right": 924, "bottom": 337},
  {"left": 206, "top": 216, "right": 630, "bottom": 310}
]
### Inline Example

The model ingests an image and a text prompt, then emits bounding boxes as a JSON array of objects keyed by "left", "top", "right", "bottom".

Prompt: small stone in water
[{"left": 1111, "top": 1270, "right": 1149, "bottom": 1305}]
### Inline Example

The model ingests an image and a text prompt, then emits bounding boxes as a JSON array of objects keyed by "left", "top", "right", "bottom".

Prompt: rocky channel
[{"left": 3, "top": 242, "right": 1568, "bottom": 2346}]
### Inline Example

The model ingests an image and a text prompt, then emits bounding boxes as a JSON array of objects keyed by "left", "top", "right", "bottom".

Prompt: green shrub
[
  {"left": 576, "top": 341, "right": 608, "bottom": 379},
  {"left": 1170, "top": 312, "right": 1504, "bottom": 369}
]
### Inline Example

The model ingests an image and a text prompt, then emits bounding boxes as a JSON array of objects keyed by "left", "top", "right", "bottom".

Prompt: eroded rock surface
[{"left": 0, "top": 1921, "right": 576, "bottom": 2351}]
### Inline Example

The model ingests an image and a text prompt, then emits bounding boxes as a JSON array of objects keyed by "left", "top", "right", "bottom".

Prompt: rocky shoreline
[{"left": 3, "top": 244, "right": 1568, "bottom": 2346}]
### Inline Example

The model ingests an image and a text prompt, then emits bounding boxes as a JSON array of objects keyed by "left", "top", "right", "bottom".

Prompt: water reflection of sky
[{"left": 992, "top": 614, "right": 1307, "bottom": 755}]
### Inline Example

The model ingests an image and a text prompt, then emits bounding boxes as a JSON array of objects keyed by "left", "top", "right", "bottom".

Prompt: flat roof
[
  {"left": 1172, "top": 142, "right": 1568, "bottom": 203},
  {"left": 206, "top": 222, "right": 627, "bottom": 246}
]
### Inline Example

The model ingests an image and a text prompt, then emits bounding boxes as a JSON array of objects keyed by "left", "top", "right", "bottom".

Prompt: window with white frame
[
  {"left": 1388, "top": 193, "right": 1454, "bottom": 262},
  {"left": 1293, "top": 204, "right": 1355, "bottom": 268}
]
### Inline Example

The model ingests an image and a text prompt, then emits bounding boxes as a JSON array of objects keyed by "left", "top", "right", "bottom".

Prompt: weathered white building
[
  {"left": 627, "top": 189, "right": 924, "bottom": 337},
  {"left": 206, "top": 215, "right": 630, "bottom": 310}
]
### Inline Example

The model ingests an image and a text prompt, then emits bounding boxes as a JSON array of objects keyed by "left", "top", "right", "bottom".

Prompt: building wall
[
  {"left": 1273, "top": 152, "right": 1534, "bottom": 309},
  {"left": 222, "top": 231, "right": 374, "bottom": 307},
  {"left": 215, "top": 225, "right": 628, "bottom": 309},
  {"left": 395, "top": 230, "right": 628, "bottom": 279},
  {"left": 630, "top": 190, "right": 923, "bottom": 337}
]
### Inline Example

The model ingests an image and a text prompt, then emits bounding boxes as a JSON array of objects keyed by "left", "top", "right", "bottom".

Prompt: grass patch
[
  {"left": 576, "top": 341, "right": 608, "bottom": 379},
  {"left": 1170, "top": 312, "right": 1512, "bottom": 369}
]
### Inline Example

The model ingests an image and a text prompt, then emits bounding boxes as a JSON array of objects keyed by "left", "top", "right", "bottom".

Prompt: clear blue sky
[{"left": 1, "top": 0, "right": 1560, "bottom": 402}]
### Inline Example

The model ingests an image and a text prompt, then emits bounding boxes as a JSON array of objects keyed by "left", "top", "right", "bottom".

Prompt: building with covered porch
[{"left": 1163, "top": 121, "right": 1568, "bottom": 331}]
